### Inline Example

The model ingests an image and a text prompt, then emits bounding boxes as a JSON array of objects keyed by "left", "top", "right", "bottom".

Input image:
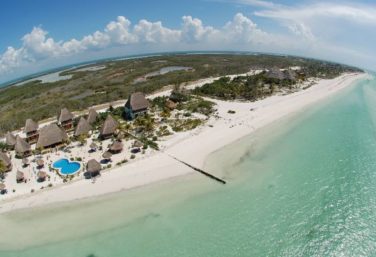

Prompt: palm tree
[{"left": 0, "top": 160, "right": 6, "bottom": 178}]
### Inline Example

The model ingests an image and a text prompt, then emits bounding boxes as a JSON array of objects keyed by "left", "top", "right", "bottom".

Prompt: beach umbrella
[
  {"left": 102, "top": 151, "right": 112, "bottom": 160},
  {"left": 90, "top": 142, "right": 98, "bottom": 150},
  {"left": 0, "top": 183, "right": 5, "bottom": 190},
  {"left": 109, "top": 141, "right": 123, "bottom": 153},
  {"left": 86, "top": 159, "right": 102, "bottom": 178},
  {"left": 22, "top": 158, "right": 30, "bottom": 166},
  {"left": 36, "top": 159, "right": 44, "bottom": 168},
  {"left": 37, "top": 171, "right": 47, "bottom": 182},
  {"left": 16, "top": 170, "right": 25, "bottom": 182},
  {"left": 132, "top": 140, "right": 143, "bottom": 148}
]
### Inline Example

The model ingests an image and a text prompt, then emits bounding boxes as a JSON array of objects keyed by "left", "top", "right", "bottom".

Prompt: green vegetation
[
  {"left": 193, "top": 73, "right": 288, "bottom": 101},
  {"left": 170, "top": 118, "right": 203, "bottom": 132},
  {"left": 0, "top": 54, "right": 361, "bottom": 135},
  {"left": 0, "top": 160, "right": 6, "bottom": 177},
  {"left": 177, "top": 96, "right": 215, "bottom": 116}
]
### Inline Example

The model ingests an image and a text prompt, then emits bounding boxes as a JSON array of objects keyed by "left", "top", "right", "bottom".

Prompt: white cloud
[
  {"left": 0, "top": 47, "right": 27, "bottom": 74},
  {"left": 22, "top": 27, "right": 64, "bottom": 59},
  {"left": 222, "top": 13, "right": 270, "bottom": 44},
  {"left": 181, "top": 16, "right": 218, "bottom": 43},
  {"left": 0, "top": 6, "right": 374, "bottom": 81},
  {"left": 134, "top": 19, "right": 181, "bottom": 43},
  {"left": 104, "top": 16, "right": 137, "bottom": 45}
]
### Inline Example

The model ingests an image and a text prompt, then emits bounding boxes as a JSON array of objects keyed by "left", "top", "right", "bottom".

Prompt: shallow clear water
[{"left": 1, "top": 77, "right": 376, "bottom": 257}]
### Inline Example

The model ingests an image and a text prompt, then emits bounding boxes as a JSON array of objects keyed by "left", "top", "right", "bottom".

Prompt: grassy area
[{"left": 0, "top": 54, "right": 362, "bottom": 135}]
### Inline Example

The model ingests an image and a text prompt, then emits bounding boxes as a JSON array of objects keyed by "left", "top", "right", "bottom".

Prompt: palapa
[
  {"left": 90, "top": 142, "right": 98, "bottom": 149},
  {"left": 99, "top": 115, "right": 118, "bottom": 138},
  {"left": 37, "top": 171, "right": 47, "bottom": 179},
  {"left": 58, "top": 108, "right": 74, "bottom": 123},
  {"left": 15, "top": 136, "right": 31, "bottom": 156},
  {"left": 36, "top": 159, "right": 44, "bottom": 167},
  {"left": 5, "top": 132, "right": 16, "bottom": 148},
  {"left": 22, "top": 158, "right": 29, "bottom": 165},
  {"left": 37, "top": 123, "right": 68, "bottom": 149},
  {"left": 102, "top": 151, "right": 112, "bottom": 159},
  {"left": 24, "top": 119, "right": 39, "bottom": 133},
  {"left": 0, "top": 152, "right": 12, "bottom": 171},
  {"left": 74, "top": 117, "right": 92, "bottom": 137},
  {"left": 109, "top": 141, "right": 123, "bottom": 153},
  {"left": 86, "top": 159, "right": 101, "bottom": 173},
  {"left": 16, "top": 170, "right": 25, "bottom": 182},
  {"left": 132, "top": 140, "right": 143, "bottom": 148},
  {"left": 87, "top": 108, "right": 98, "bottom": 124},
  {"left": 125, "top": 92, "right": 149, "bottom": 112}
]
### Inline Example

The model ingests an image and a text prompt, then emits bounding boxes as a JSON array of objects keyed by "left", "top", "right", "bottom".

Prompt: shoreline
[{"left": 0, "top": 72, "right": 368, "bottom": 214}]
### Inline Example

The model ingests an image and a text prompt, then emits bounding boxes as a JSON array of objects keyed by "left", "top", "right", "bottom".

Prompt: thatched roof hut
[
  {"left": 24, "top": 119, "right": 38, "bottom": 134},
  {"left": 5, "top": 132, "right": 16, "bottom": 149},
  {"left": 99, "top": 115, "right": 118, "bottom": 138},
  {"left": 58, "top": 108, "right": 74, "bottom": 123},
  {"left": 86, "top": 159, "right": 101, "bottom": 177},
  {"left": 109, "top": 141, "right": 123, "bottom": 153},
  {"left": 284, "top": 69, "right": 297, "bottom": 81},
  {"left": 0, "top": 152, "right": 12, "bottom": 172},
  {"left": 36, "top": 159, "right": 44, "bottom": 167},
  {"left": 132, "top": 140, "right": 143, "bottom": 148},
  {"left": 22, "top": 158, "right": 29, "bottom": 166},
  {"left": 37, "top": 171, "right": 47, "bottom": 182},
  {"left": 74, "top": 117, "right": 92, "bottom": 137},
  {"left": 36, "top": 123, "right": 68, "bottom": 149},
  {"left": 87, "top": 108, "right": 98, "bottom": 124},
  {"left": 0, "top": 183, "right": 6, "bottom": 192},
  {"left": 90, "top": 142, "right": 98, "bottom": 150},
  {"left": 266, "top": 68, "right": 285, "bottom": 80},
  {"left": 15, "top": 136, "right": 31, "bottom": 157},
  {"left": 125, "top": 92, "right": 149, "bottom": 112},
  {"left": 16, "top": 170, "right": 25, "bottom": 182},
  {"left": 102, "top": 151, "right": 112, "bottom": 160}
]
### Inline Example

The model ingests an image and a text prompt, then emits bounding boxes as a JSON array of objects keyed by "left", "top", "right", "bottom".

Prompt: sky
[{"left": 0, "top": 0, "right": 376, "bottom": 83}]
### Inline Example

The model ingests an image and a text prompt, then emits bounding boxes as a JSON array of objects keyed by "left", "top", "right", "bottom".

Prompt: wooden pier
[{"left": 167, "top": 154, "right": 226, "bottom": 185}]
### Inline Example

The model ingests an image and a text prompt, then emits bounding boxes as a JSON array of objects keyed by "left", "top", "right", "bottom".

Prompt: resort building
[
  {"left": 36, "top": 123, "right": 68, "bottom": 149},
  {"left": 124, "top": 92, "right": 149, "bottom": 120},
  {"left": 58, "top": 108, "right": 74, "bottom": 131},
  {"left": 99, "top": 115, "right": 118, "bottom": 139},
  {"left": 24, "top": 119, "right": 39, "bottom": 144},
  {"left": 15, "top": 136, "right": 31, "bottom": 158},
  {"left": 86, "top": 159, "right": 101, "bottom": 178},
  {"left": 5, "top": 132, "right": 16, "bottom": 150},
  {"left": 87, "top": 108, "right": 98, "bottom": 125},
  {"left": 266, "top": 68, "right": 285, "bottom": 80},
  {"left": 74, "top": 117, "right": 92, "bottom": 137},
  {"left": 284, "top": 70, "right": 297, "bottom": 81},
  {"left": 0, "top": 152, "right": 12, "bottom": 172}
]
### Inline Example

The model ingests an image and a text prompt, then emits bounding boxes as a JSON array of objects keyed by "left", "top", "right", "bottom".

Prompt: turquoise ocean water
[{"left": 1, "top": 76, "right": 376, "bottom": 256}]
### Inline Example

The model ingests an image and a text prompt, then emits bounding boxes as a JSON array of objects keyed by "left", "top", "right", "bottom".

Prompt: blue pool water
[{"left": 52, "top": 158, "right": 81, "bottom": 175}]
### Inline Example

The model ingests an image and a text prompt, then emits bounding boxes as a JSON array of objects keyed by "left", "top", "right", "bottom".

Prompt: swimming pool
[{"left": 53, "top": 158, "right": 81, "bottom": 175}]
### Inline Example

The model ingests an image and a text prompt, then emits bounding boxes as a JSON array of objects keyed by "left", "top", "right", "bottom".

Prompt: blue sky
[{"left": 1, "top": 0, "right": 375, "bottom": 83}]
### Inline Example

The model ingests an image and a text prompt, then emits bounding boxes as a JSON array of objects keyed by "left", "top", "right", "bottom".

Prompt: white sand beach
[{"left": 0, "top": 72, "right": 367, "bottom": 214}]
